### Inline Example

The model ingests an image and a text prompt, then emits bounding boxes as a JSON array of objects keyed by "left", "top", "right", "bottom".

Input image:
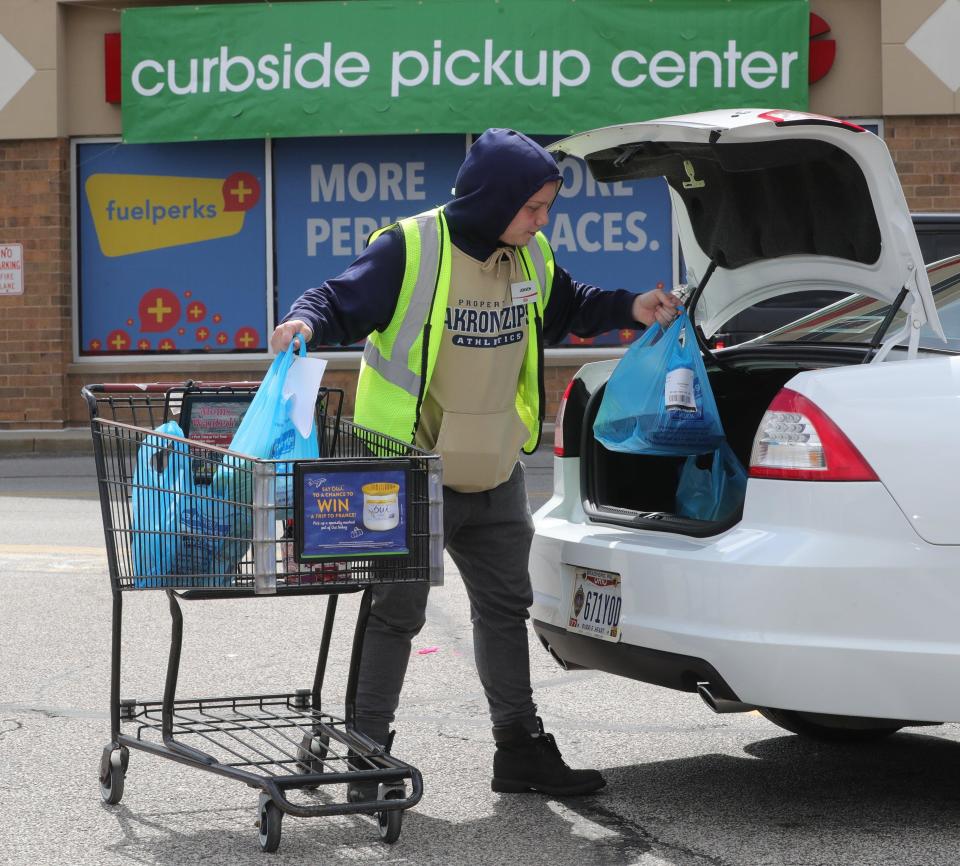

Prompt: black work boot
[{"left": 491, "top": 717, "right": 606, "bottom": 795}]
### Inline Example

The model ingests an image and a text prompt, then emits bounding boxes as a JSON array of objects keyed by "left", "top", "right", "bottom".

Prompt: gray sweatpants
[{"left": 353, "top": 461, "right": 538, "bottom": 743}]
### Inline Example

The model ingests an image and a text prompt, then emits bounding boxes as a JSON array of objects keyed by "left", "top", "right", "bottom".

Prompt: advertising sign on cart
[
  {"left": 295, "top": 460, "right": 411, "bottom": 560},
  {"left": 180, "top": 392, "right": 255, "bottom": 447}
]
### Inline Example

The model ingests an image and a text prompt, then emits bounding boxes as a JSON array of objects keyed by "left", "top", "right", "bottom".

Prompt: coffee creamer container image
[{"left": 362, "top": 482, "right": 400, "bottom": 531}]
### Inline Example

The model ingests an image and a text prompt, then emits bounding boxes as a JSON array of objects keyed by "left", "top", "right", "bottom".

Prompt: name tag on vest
[{"left": 510, "top": 280, "right": 538, "bottom": 304}]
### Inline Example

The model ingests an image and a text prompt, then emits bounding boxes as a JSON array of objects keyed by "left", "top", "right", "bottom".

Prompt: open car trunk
[
  {"left": 559, "top": 110, "right": 944, "bottom": 537},
  {"left": 580, "top": 352, "right": 845, "bottom": 537}
]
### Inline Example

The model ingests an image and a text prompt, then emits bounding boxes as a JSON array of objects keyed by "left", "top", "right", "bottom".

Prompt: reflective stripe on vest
[
  {"left": 361, "top": 341, "right": 417, "bottom": 397},
  {"left": 353, "top": 209, "right": 448, "bottom": 443},
  {"left": 525, "top": 234, "right": 548, "bottom": 303},
  {"left": 515, "top": 232, "right": 553, "bottom": 453},
  {"left": 361, "top": 213, "right": 442, "bottom": 398}
]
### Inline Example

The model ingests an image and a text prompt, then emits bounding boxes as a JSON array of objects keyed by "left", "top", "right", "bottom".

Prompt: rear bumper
[{"left": 532, "top": 620, "right": 743, "bottom": 703}]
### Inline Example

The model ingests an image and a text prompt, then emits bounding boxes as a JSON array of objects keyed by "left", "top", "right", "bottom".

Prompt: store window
[
  {"left": 74, "top": 133, "right": 676, "bottom": 359},
  {"left": 272, "top": 134, "right": 467, "bottom": 334},
  {"left": 75, "top": 139, "right": 268, "bottom": 356}
]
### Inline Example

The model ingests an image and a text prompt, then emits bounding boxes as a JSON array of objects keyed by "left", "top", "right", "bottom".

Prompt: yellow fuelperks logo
[{"left": 85, "top": 171, "right": 261, "bottom": 257}]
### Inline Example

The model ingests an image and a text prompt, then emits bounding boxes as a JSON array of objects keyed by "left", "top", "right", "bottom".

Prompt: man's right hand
[{"left": 271, "top": 319, "right": 314, "bottom": 353}]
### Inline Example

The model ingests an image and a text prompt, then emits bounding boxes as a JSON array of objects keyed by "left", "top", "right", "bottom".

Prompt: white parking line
[
  {"left": 0, "top": 490, "right": 98, "bottom": 500},
  {"left": 547, "top": 799, "right": 619, "bottom": 840},
  {"left": 0, "top": 543, "right": 105, "bottom": 557}
]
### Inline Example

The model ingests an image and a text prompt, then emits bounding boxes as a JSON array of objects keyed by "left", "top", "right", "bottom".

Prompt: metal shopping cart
[{"left": 84, "top": 381, "right": 443, "bottom": 852}]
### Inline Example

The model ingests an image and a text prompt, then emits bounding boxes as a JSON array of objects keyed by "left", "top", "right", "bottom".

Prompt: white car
[{"left": 530, "top": 109, "right": 960, "bottom": 742}]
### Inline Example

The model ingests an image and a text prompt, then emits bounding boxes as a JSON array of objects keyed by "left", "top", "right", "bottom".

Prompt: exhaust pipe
[
  {"left": 546, "top": 644, "right": 569, "bottom": 671},
  {"left": 697, "top": 681, "right": 756, "bottom": 714},
  {"left": 538, "top": 635, "right": 569, "bottom": 671}
]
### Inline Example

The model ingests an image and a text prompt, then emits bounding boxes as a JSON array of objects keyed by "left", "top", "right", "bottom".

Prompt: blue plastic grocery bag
[
  {"left": 130, "top": 420, "right": 248, "bottom": 586},
  {"left": 130, "top": 420, "right": 188, "bottom": 586},
  {"left": 171, "top": 460, "right": 251, "bottom": 583},
  {"left": 675, "top": 441, "right": 748, "bottom": 522},
  {"left": 228, "top": 335, "right": 320, "bottom": 507},
  {"left": 593, "top": 310, "right": 725, "bottom": 456}
]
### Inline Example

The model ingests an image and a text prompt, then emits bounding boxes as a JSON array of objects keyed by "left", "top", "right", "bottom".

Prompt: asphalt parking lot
[{"left": 4, "top": 450, "right": 960, "bottom": 866}]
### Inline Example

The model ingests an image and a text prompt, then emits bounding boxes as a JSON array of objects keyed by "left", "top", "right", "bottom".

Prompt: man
[{"left": 272, "top": 128, "right": 678, "bottom": 796}]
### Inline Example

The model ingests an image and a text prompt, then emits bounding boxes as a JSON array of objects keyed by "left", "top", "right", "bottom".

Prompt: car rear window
[{"left": 754, "top": 257, "right": 960, "bottom": 350}]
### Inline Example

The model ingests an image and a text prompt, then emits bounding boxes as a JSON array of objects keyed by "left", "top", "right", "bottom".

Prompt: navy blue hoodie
[{"left": 284, "top": 128, "right": 639, "bottom": 346}]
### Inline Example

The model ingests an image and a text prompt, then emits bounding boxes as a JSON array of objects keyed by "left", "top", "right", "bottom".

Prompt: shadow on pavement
[{"left": 96, "top": 730, "right": 960, "bottom": 866}]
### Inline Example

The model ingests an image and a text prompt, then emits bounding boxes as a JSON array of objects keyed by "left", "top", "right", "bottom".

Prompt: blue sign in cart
[{"left": 295, "top": 461, "right": 412, "bottom": 560}]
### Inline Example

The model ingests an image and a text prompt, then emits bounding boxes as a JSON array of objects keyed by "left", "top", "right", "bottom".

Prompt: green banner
[{"left": 121, "top": 0, "right": 809, "bottom": 144}]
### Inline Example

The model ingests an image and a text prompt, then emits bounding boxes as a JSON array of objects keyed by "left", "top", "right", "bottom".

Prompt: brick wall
[
  {"left": 0, "top": 139, "right": 71, "bottom": 428},
  {"left": 544, "top": 364, "right": 575, "bottom": 428},
  {"left": 885, "top": 116, "right": 960, "bottom": 211}
]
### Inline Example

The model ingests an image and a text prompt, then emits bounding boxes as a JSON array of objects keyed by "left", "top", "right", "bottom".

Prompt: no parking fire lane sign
[{"left": 0, "top": 244, "right": 23, "bottom": 296}]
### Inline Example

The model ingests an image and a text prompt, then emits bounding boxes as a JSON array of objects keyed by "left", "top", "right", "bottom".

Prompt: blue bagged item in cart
[
  {"left": 675, "top": 441, "right": 748, "bottom": 522},
  {"left": 228, "top": 335, "right": 320, "bottom": 507},
  {"left": 130, "top": 419, "right": 249, "bottom": 586},
  {"left": 171, "top": 460, "right": 251, "bottom": 584},
  {"left": 130, "top": 421, "right": 188, "bottom": 587},
  {"left": 593, "top": 309, "right": 725, "bottom": 456}
]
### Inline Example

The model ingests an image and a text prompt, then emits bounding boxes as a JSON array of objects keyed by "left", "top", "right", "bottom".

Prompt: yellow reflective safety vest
[{"left": 353, "top": 207, "right": 555, "bottom": 453}]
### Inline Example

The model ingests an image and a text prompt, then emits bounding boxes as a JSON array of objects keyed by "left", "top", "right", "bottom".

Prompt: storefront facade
[{"left": 0, "top": 0, "right": 954, "bottom": 431}]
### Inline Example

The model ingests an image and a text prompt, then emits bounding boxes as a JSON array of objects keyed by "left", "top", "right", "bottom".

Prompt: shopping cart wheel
[
  {"left": 376, "top": 788, "right": 404, "bottom": 844},
  {"left": 257, "top": 793, "right": 282, "bottom": 853},
  {"left": 99, "top": 746, "right": 128, "bottom": 805},
  {"left": 295, "top": 733, "right": 329, "bottom": 790}
]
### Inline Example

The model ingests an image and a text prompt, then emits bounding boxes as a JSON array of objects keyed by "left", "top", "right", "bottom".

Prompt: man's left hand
[{"left": 632, "top": 289, "right": 681, "bottom": 329}]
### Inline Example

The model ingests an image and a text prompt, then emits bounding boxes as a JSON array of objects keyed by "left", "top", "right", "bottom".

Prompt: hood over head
[{"left": 444, "top": 128, "right": 562, "bottom": 260}]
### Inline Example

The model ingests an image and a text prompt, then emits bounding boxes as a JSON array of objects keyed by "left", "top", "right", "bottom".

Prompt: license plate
[{"left": 566, "top": 568, "right": 622, "bottom": 642}]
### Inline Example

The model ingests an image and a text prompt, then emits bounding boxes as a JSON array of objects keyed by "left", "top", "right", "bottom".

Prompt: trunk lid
[{"left": 549, "top": 109, "right": 943, "bottom": 342}]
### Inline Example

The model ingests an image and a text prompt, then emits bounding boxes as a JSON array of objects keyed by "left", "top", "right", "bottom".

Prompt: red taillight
[
  {"left": 749, "top": 388, "right": 878, "bottom": 481},
  {"left": 554, "top": 379, "right": 575, "bottom": 456}
]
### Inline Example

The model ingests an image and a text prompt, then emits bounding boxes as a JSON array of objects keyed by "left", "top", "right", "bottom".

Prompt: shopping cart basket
[{"left": 84, "top": 381, "right": 443, "bottom": 852}]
